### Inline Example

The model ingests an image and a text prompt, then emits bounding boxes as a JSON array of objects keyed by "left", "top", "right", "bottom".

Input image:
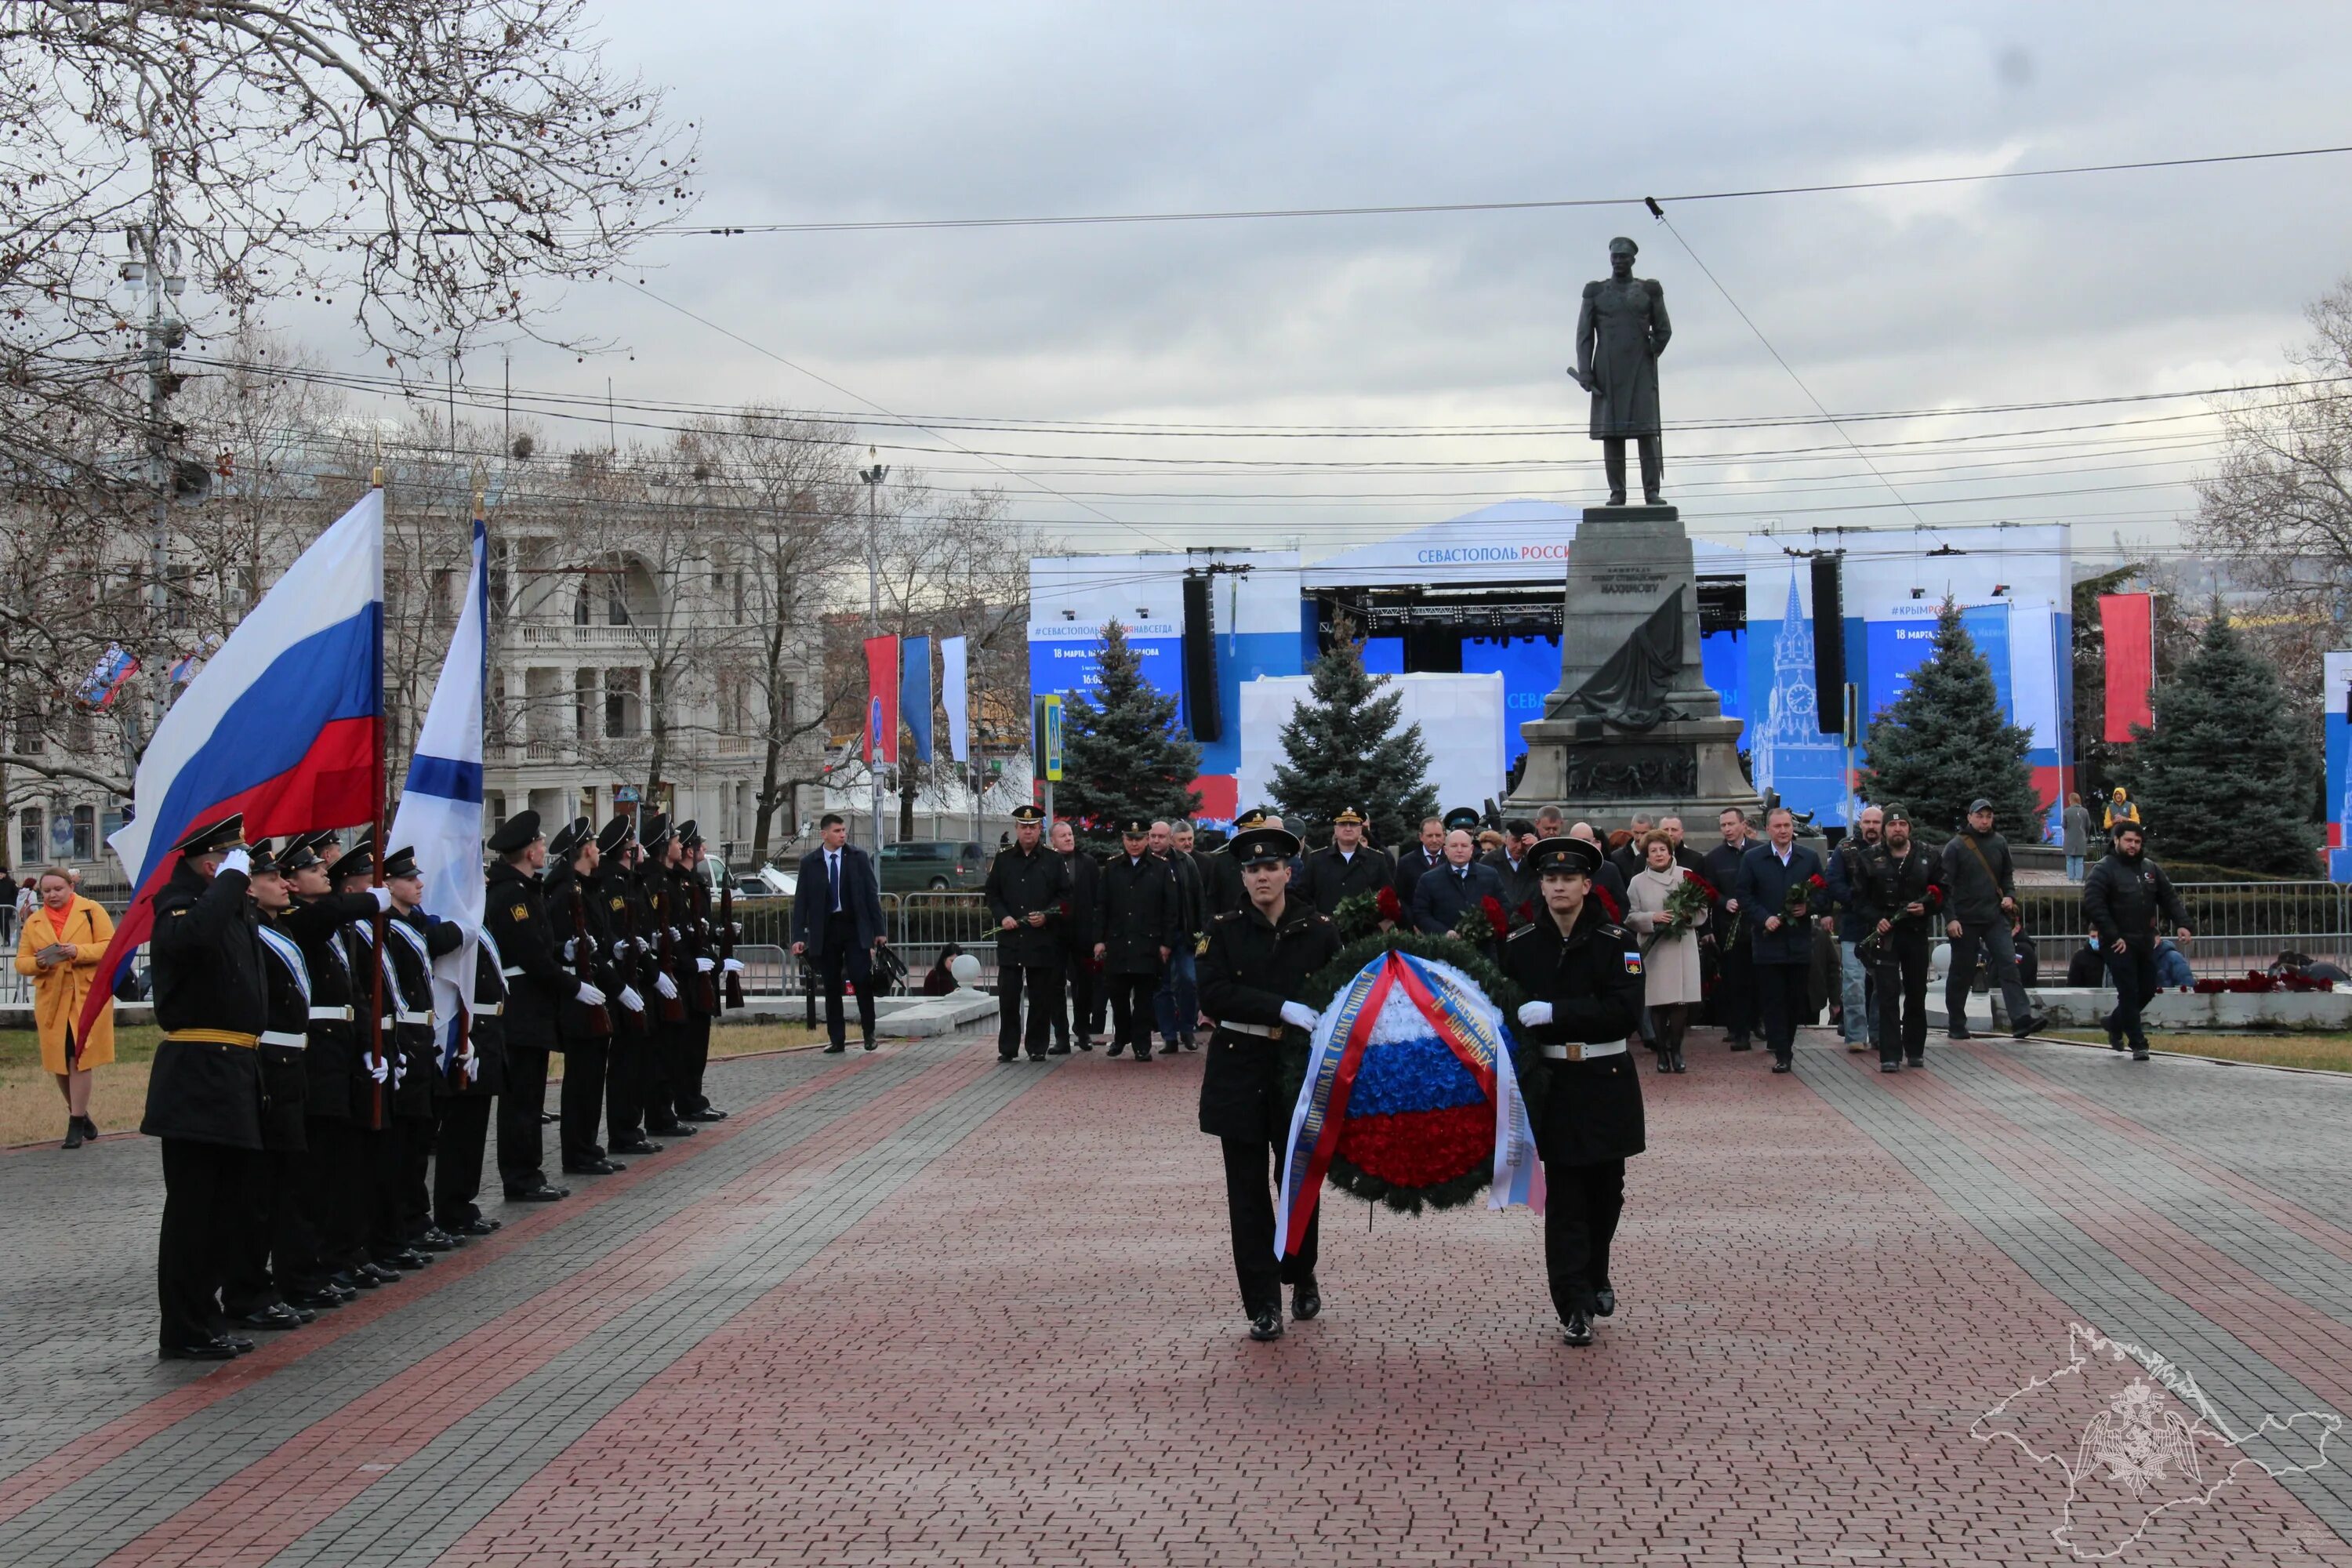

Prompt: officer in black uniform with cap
[
  {"left": 483, "top": 809, "right": 575, "bottom": 1203},
  {"left": 436, "top": 896, "right": 510, "bottom": 1238},
  {"left": 1500, "top": 835, "right": 1646, "bottom": 1347},
  {"left": 985, "top": 803, "right": 1069, "bottom": 1062},
  {"left": 637, "top": 814, "right": 696, "bottom": 1119},
  {"left": 1301, "top": 806, "right": 1393, "bottom": 915},
  {"left": 142, "top": 813, "right": 270, "bottom": 1359},
  {"left": 1201, "top": 807, "right": 1264, "bottom": 919},
  {"left": 326, "top": 838, "right": 424, "bottom": 1276},
  {"left": 372, "top": 844, "right": 466, "bottom": 1258},
  {"left": 590, "top": 813, "right": 658, "bottom": 1152},
  {"left": 1196, "top": 824, "right": 1343, "bottom": 1341},
  {"left": 546, "top": 817, "right": 622, "bottom": 1175},
  {"left": 673, "top": 822, "right": 728, "bottom": 1120},
  {"left": 276, "top": 832, "right": 383, "bottom": 1298},
  {"left": 1094, "top": 817, "right": 1181, "bottom": 1062}
]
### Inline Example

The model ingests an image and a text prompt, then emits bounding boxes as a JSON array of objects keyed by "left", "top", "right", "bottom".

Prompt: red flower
[
  {"left": 1375, "top": 885, "right": 1402, "bottom": 923},
  {"left": 1682, "top": 873, "right": 1719, "bottom": 902},
  {"left": 1480, "top": 895, "right": 1509, "bottom": 938},
  {"left": 1807, "top": 873, "right": 1829, "bottom": 892},
  {"left": 1514, "top": 898, "right": 1534, "bottom": 926}
]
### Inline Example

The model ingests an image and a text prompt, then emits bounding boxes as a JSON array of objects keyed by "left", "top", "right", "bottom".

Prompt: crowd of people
[{"left": 107, "top": 808, "right": 741, "bottom": 1361}]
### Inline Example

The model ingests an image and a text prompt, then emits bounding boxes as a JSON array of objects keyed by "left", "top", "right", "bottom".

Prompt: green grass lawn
[{"left": 2049, "top": 1029, "right": 2352, "bottom": 1073}]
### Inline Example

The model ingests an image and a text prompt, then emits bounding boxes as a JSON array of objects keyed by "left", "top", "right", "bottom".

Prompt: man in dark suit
[
  {"left": 1094, "top": 818, "right": 1181, "bottom": 1062},
  {"left": 790, "top": 813, "right": 887, "bottom": 1053},
  {"left": 1049, "top": 818, "right": 1098, "bottom": 1052},
  {"left": 1410, "top": 826, "right": 1508, "bottom": 940},
  {"left": 1392, "top": 814, "right": 1449, "bottom": 910},
  {"left": 1733, "top": 805, "right": 1825, "bottom": 1073},
  {"left": 1606, "top": 814, "right": 1656, "bottom": 883}
]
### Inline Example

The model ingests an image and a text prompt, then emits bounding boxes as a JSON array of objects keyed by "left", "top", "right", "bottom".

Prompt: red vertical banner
[
  {"left": 2100, "top": 593, "right": 2154, "bottom": 742},
  {"left": 863, "top": 635, "right": 902, "bottom": 765}
]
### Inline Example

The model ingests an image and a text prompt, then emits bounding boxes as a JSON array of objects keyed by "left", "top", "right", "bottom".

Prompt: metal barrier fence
[
  {"left": 2013, "top": 881, "right": 2352, "bottom": 977},
  {"left": 726, "top": 893, "right": 1003, "bottom": 1001}
]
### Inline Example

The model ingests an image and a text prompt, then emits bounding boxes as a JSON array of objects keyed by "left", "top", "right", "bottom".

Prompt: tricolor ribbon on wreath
[{"left": 1274, "top": 949, "right": 1541, "bottom": 1258}]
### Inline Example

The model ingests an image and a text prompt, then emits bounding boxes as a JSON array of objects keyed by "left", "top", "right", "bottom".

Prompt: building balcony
[{"left": 508, "top": 622, "right": 652, "bottom": 649}]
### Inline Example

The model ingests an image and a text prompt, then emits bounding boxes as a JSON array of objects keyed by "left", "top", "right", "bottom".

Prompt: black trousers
[
  {"left": 557, "top": 1036, "right": 609, "bottom": 1167},
  {"left": 2105, "top": 940, "right": 2161, "bottom": 1051},
  {"left": 221, "top": 1147, "right": 313, "bottom": 1312},
  {"left": 1053, "top": 953, "right": 1095, "bottom": 1045},
  {"left": 1873, "top": 938, "right": 1932, "bottom": 1064},
  {"left": 1542, "top": 1158, "right": 1626, "bottom": 1321},
  {"left": 1105, "top": 971, "right": 1158, "bottom": 1054},
  {"left": 680, "top": 1010, "right": 713, "bottom": 1112},
  {"left": 1712, "top": 939, "right": 1756, "bottom": 1041},
  {"left": 158, "top": 1138, "right": 249, "bottom": 1349},
  {"left": 498, "top": 1042, "right": 550, "bottom": 1191},
  {"left": 397, "top": 1116, "right": 434, "bottom": 1240},
  {"left": 642, "top": 1014, "right": 682, "bottom": 1127},
  {"left": 1753, "top": 960, "right": 1810, "bottom": 1062},
  {"left": 434, "top": 1097, "right": 492, "bottom": 1228},
  {"left": 1946, "top": 920, "right": 2034, "bottom": 1034},
  {"left": 301, "top": 1116, "right": 367, "bottom": 1272},
  {"left": 818, "top": 924, "right": 878, "bottom": 1045},
  {"left": 1221, "top": 1138, "right": 1316, "bottom": 1316},
  {"left": 605, "top": 1025, "right": 648, "bottom": 1144},
  {"left": 996, "top": 960, "right": 1061, "bottom": 1058},
  {"left": 362, "top": 1124, "right": 408, "bottom": 1258}
]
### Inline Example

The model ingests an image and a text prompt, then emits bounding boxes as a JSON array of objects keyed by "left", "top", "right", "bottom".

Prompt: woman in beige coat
[
  {"left": 1624, "top": 833, "right": 1705, "bottom": 1074},
  {"left": 13, "top": 868, "right": 115, "bottom": 1148}
]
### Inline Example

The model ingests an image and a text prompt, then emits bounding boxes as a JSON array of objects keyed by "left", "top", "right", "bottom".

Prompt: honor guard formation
[{"left": 140, "top": 808, "right": 742, "bottom": 1361}]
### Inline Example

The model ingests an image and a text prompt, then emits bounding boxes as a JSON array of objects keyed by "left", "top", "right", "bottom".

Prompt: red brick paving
[{"left": 416, "top": 1036, "right": 2348, "bottom": 1567}]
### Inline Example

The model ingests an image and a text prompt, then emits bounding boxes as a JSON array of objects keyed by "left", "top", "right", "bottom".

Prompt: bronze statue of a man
[{"left": 1573, "top": 236, "right": 1671, "bottom": 506}]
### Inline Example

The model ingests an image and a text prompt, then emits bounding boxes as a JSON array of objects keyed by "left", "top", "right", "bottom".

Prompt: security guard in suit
[
  {"left": 1196, "top": 826, "right": 1342, "bottom": 1341},
  {"left": 1499, "top": 835, "right": 1646, "bottom": 1347},
  {"left": 1300, "top": 807, "right": 1392, "bottom": 915},
  {"left": 141, "top": 813, "right": 271, "bottom": 1359}
]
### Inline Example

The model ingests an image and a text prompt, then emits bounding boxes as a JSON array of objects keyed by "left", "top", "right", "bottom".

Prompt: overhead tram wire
[{"left": 610, "top": 279, "right": 1184, "bottom": 550}]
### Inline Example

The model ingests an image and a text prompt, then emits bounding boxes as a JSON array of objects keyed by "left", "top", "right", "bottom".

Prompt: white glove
[
  {"left": 695, "top": 956, "right": 715, "bottom": 974},
  {"left": 1517, "top": 1001, "right": 1555, "bottom": 1029},
  {"left": 220, "top": 847, "right": 252, "bottom": 877},
  {"left": 390, "top": 1054, "right": 405, "bottom": 1087},
  {"left": 369, "top": 886, "right": 394, "bottom": 912},
  {"left": 655, "top": 971, "right": 678, "bottom": 1001},
  {"left": 563, "top": 938, "right": 579, "bottom": 961},
  {"left": 457, "top": 1044, "right": 480, "bottom": 1084},
  {"left": 668, "top": 927, "right": 681, "bottom": 943},
  {"left": 619, "top": 985, "right": 644, "bottom": 1014},
  {"left": 367, "top": 1053, "right": 390, "bottom": 1084},
  {"left": 575, "top": 980, "right": 606, "bottom": 1007},
  {"left": 1279, "top": 1001, "right": 1319, "bottom": 1031},
  {"left": 722, "top": 957, "right": 746, "bottom": 975}
]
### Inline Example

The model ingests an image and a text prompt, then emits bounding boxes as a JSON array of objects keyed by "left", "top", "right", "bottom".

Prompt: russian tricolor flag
[{"left": 78, "top": 490, "right": 383, "bottom": 1038}]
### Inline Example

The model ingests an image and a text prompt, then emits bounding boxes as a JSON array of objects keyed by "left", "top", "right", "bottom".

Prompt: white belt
[
  {"left": 501, "top": 965, "right": 526, "bottom": 978},
  {"left": 394, "top": 1008, "right": 434, "bottom": 1027},
  {"left": 474, "top": 1000, "right": 504, "bottom": 1016},
  {"left": 308, "top": 1005, "right": 354, "bottom": 1023},
  {"left": 1220, "top": 1020, "right": 1280, "bottom": 1039},
  {"left": 1540, "top": 1040, "right": 1629, "bottom": 1062},
  {"left": 259, "top": 1029, "right": 307, "bottom": 1049}
]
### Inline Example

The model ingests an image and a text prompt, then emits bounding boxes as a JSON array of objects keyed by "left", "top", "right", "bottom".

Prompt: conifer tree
[
  {"left": 1860, "top": 599, "right": 2042, "bottom": 841},
  {"left": 1055, "top": 618, "right": 1201, "bottom": 850},
  {"left": 2126, "top": 612, "right": 2319, "bottom": 873},
  {"left": 1269, "top": 633, "right": 1439, "bottom": 850}
]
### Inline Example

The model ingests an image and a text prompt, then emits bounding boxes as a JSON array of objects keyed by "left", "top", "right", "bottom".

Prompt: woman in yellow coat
[{"left": 13, "top": 868, "right": 115, "bottom": 1148}]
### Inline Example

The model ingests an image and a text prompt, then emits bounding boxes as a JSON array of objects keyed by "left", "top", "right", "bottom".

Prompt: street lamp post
[
  {"left": 122, "top": 223, "right": 187, "bottom": 739},
  {"left": 860, "top": 452, "right": 889, "bottom": 862}
]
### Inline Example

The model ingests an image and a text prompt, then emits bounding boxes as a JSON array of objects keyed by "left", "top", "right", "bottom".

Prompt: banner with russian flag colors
[
  {"left": 390, "top": 517, "right": 488, "bottom": 1074},
  {"left": 2100, "top": 593, "right": 2156, "bottom": 744},
  {"left": 1273, "top": 948, "right": 1539, "bottom": 1258},
  {"left": 78, "top": 489, "right": 383, "bottom": 1039},
  {"left": 863, "top": 634, "right": 901, "bottom": 766}
]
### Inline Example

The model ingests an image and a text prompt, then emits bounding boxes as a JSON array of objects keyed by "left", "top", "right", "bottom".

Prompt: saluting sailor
[
  {"left": 1196, "top": 824, "right": 1342, "bottom": 1342},
  {"left": 1499, "top": 835, "right": 1647, "bottom": 1347}
]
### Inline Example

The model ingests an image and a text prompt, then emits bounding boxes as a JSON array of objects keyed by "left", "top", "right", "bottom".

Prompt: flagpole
[{"left": 368, "top": 466, "right": 390, "bottom": 1128}]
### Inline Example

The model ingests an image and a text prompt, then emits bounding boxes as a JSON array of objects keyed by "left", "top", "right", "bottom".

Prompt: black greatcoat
[
  {"left": 1195, "top": 900, "right": 1342, "bottom": 1142},
  {"left": 484, "top": 859, "right": 568, "bottom": 1050},
  {"left": 281, "top": 894, "right": 379, "bottom": 1122},
  {"left": 372, "top": 909, "right": 463, "bottom": 1119},
  {"left": 446, "top": 938, "right": 511, "bottom": 1098},
  {"left": 1201, "top": 849, "right": 1246, "bottom": 919},
  {"left": 1500, "top": 903, "right": 1647, "bottom": 1167},
  {"left": 1301, "top": 844, "right": 1393, "bottom": 916},
  {"left": 1094, "top": 852, "right": 1181, "bottom": 975},
  {"left": 985, "top": 842, "right": 1073, "bottom": 966},
  {"left": 142, "top": 860, "right": 268, "bottom": 1150},
  {"left": 543, "top": 865, "right": 616, "bottom": 1046}
]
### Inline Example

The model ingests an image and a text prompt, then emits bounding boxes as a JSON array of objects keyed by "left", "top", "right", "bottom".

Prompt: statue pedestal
[{"left": 1508, "top": 504, "right": 1760, "bottom": 827}]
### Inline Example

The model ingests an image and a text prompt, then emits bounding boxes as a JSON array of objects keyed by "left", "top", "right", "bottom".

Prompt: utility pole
[{"left": 860, "top": 450, "right": 889, "bottom": 862}]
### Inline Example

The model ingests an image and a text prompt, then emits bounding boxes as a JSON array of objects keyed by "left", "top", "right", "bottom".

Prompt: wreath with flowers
[{"left": 1274, "top": 928, "right": 1547, "bottom": 1215}]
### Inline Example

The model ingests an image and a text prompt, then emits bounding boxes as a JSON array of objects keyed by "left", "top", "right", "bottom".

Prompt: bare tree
[{"left": 0, "top": 0, "right": 695, "bottom": 529}]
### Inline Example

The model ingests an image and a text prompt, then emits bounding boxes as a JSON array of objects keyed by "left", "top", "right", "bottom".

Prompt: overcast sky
[{"left": 332, "top": 2, "right": 2352, "bottom": 563}]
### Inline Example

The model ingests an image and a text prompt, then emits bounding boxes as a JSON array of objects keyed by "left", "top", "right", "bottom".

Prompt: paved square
[{"left": 5, "top": 1026, "right": 2350, "bottom": 1566}]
